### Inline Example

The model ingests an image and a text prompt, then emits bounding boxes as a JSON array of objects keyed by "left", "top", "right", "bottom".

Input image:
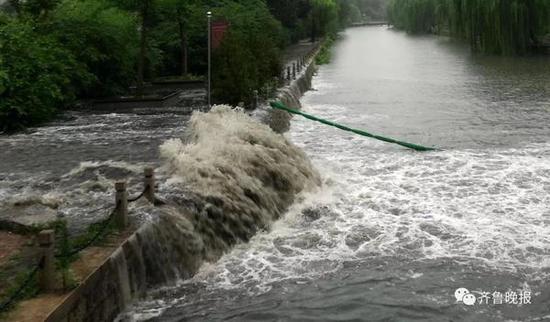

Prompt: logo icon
[{"left": 455, "top": 288, "right": 476, "bottom": 306}]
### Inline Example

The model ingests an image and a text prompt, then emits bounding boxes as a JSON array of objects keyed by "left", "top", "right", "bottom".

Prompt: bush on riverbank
[
  {"left": 0, "top": 0, "right": 369, "bottom": 131},
  {"left": 388, "top": 0, "right": 550, "bottom": 55},
  {"left": 211, "top": 0, "right": 283, "bottom": 106},
  {"left": 316, "top": 35, "right": 337, "bottom": 65},
  {"left": 47, "top": 0, "right": 139, "bottom": 97},
  {"left": 0, "top": 21, "right": 86, "bottom": 133}
]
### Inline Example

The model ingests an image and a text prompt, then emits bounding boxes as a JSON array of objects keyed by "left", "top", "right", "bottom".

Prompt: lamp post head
[{"left": 207, "top": 11, "right": 212, "bottom": 17}]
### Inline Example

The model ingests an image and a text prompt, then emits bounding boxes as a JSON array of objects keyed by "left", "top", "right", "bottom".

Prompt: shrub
[
  {"left": 0, "top": 20, "right": 88, "bottom": 133},
  {"left": 48, "top": 0, "right": 139, "bottom": 97},
  {"left": 211, "top": 0, "right": 283, "bottom": 106}
]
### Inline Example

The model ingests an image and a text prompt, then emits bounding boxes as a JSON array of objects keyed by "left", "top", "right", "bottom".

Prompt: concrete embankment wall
[
  {"left": 45, "top": 221, "right": 200, "bottom": 322},
  {"left": 45, "top": 49, "right": 320, "bottom": 322},
  {"left": 262, "top": 53, "right": 319, "bottom": 133}
]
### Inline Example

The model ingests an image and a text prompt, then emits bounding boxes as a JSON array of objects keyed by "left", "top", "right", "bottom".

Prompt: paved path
[{"left": 280, "top": 40, "right": 321, "bottom": 81}]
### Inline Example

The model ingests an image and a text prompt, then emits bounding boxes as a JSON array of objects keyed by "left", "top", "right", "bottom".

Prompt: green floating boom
[{"left": 270, "top": 101, "right": 437, "bottom": 152}]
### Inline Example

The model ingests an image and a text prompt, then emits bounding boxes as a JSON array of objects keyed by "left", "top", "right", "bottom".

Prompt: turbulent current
[
  {"left": 126, "top": 27, "right": 550, "bottom": 321},
  {"left": 154, "top": 106, "right": 320, "bottom": 263},
  {"left": 1, "top": 26, "right": 549, "bottom": 322}
]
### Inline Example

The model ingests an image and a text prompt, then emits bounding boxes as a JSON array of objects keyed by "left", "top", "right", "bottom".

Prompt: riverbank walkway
[{"left": 280, "top": 40, "right": 321, "bottom": 82}]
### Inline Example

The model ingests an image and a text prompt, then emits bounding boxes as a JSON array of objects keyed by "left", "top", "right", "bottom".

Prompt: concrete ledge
[
  {"left": 92, "top": 90, "right": 183, "bottom": 111},
  {"left": 43, "top": 234, "right": 141, "bottom": 322}
]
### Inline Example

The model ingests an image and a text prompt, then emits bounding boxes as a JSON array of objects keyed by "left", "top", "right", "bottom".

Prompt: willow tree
[
  {"left": 309, "top": 0, "right": 339, "bottom": 42},
  {"left": 388, "top": 0, "right": 550, "bottom": 55}
]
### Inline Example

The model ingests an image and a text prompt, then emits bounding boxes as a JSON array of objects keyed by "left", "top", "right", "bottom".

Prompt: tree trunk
[
  {"left": 179, "top": 22, "right": 188, "bottom": 76},
  {"left": 137, "top": 0, "right": 150, "bottom": 94},
  {"left": 311, "top": 16, "right": 317, "bottom": 43}
]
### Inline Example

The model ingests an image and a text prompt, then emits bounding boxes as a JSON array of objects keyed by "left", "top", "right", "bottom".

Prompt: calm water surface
[{"left": 128, "top": 27, "right": 550, "bottom": 321}]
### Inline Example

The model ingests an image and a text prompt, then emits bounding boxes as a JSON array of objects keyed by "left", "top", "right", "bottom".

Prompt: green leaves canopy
[
  {"left": 0, "top": 0, "right": 368, "bottom": 131},
  {"left": 0, "top": 21, "right": 83, "bottom": 132},
  {"left": 388, "top": 0, "right": 550, "bottom": 55},
  {"left": 48, "top": 0, "right": 139, "bottom": 96}
]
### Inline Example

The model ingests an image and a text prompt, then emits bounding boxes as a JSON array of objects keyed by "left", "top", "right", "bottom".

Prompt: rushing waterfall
[
  {"left": 156, "top": 105, "right": 320, "bottom": 260},
  {"left": 105, "top": 106, "right": 322, "bottom": 308}
]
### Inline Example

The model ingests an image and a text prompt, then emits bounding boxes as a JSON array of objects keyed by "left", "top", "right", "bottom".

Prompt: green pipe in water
[{"left": 270, "top": 101, "right": 437, "bottom": 152}]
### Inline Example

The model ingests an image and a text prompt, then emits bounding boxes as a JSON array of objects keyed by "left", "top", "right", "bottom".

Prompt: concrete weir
[{"left": 32, "top": 46, "right": 321, "bottom": 322}]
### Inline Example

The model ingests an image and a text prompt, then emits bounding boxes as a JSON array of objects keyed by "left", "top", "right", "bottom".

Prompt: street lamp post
[{"left": 207, "top": 11, "right": 212, "bottom": 108}]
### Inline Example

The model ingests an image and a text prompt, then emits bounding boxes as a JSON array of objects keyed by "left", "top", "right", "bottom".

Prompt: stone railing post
[
  {"left": 292, "top": 63, "right": 296, "bottom": 80},
  {"left": 115, "top": 181, "right": 128, "bottom": 229},
  {"left": 38, "top": 230, "right": 56, "bottom": 292},
  {"left": 144, "top": 167, "right": 155, "bottom": 203}
]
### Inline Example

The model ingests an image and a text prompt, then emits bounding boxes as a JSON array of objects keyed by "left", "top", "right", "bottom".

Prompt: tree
[
  {"left": 309, "top": 0, "right": 338, "bottom": 42},
  {"left": 155, "top": 0, "right": 202, "bottom": 76},
  {"left": 110, "top": 0, "right": 156, "bottom": 90},
  {"left": 0, "top": 20, "right": 85, "bottom": 132},
  {"left": 388, "top": 0, "right": 550, "bottom": 55},
  {"left": 48, "top": 0, "right": 139, "bottom": 96},
  {"left": 211, "top": 0, "right": 284, "bottom": 105}
]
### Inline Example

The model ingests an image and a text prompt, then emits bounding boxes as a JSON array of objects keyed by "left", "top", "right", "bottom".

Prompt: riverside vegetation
[
  {"left": 388, "top": 0, "right": 550, "bottom": 55},
  {"left": 0, "top": 0, "right": 385, "bottom": 133}
]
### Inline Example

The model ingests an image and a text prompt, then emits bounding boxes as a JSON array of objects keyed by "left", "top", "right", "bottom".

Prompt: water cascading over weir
[
  {"left": 139, "top": 58, "right": 320, "bottom": 281},
  {"left": 115, "top": 107, "right": 319, "bottom": 313},
  {"left": 40, "top": 55, "right": 321, "bottom": 322}
]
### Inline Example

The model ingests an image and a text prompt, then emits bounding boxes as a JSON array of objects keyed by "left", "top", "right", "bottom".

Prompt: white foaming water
[
  {"left": 0, "top": 159, "right": 154, "bottom": 232},
  {"left": 288, "top": 98, "right": 550, "bottom": 269},
  {"left": 159, "top": 105, "right": 320, "bottom": 235},
  {"left": 145, "top": 104, "right": 550, "bottom": 307},
  {"left": 127, "top": 28, "right": 550, "bottom": 321}
]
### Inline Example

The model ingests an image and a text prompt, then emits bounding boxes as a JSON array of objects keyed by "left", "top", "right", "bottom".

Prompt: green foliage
[
  {"left": 69, "top": 214, "right": 115, "bottom": 251},
  {"left": 266, "top": 0, "right": 360, "bottom": 43},
  {"left": 211, "top": 0, "right": 283, "bottom": 106},
  {"left": 0, "top": 20, "right": 86, "bottom": 133},
  {"left": 316, "top": 35, "right": 337, "bottom": 65},
  {"left": 48, "top": 0, "right": 139, "bottom": 96},
  {"left": 266, "top": 0, "right": 311, "bottom": 43},
  {"left": 388, "top": 0, "right": 550, "bottom": 55},
  {"left": 0, "top": 264, "right": 39, "bottom": 313},
  {"left": 22, "top": 0, "right": 60, "bottom": 19},
  {"left": 308, "top": 0, "right": 339, "bottom": 41},
  {"left": 1, "top": 0, "right": 364, "bottom": 132},
  {"left": 387, "top": 0, "right": 436, "bottom": 33}
]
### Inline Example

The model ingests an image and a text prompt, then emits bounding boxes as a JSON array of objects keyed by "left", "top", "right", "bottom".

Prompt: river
[
  {"left": 2, "top": 25, "right": 550, "bottom": 321},
  {"left": 126, "top": 27, "right": 550, "bottom": 321},
  {"left": 0, "top": 112, "right": 191, "bottom": 231}
]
